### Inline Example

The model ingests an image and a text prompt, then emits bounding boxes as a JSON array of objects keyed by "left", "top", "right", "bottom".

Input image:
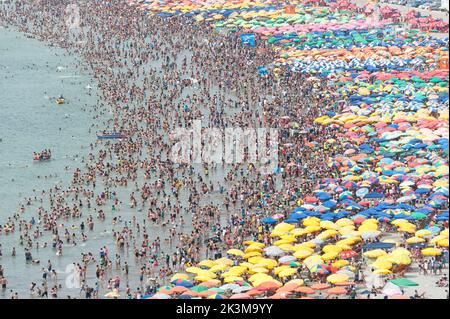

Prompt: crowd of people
[{"left": 0, "top": 0, "right": 448, "bottom": 299}]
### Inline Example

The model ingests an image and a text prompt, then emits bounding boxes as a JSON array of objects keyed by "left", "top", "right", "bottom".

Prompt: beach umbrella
[
  {"left": 389, "top": 278, "right": 419, "bottom": 287},
  {"left": 311, "top": 283, "right": 331, "bottom": 290},
  {"left": 326, "top": 287, "right": 347, "bottom": 295},
  {"left": 295, "top": 286, "right": 315, "bottom": 294},
  {"left": 278, "top": 268, "right": 297, "bottom": 278},
  {"left": 381, "top": 282, "right": 403, "bottom": 296},
  {"left": 227, "top": 249, "right": 245, "bottom": 257},
  {"left": 373, "top": 268, "right": 392, "bottom": 275},
  {"left": 421, "top": 247, "right": 442, "bottom": 256},
  {"left": 171, "top": 279, "right": 194, "bottom": 288},
  {"left": 170, "top": 273, "right": 189, "bottom": 281},
  {"left": 327, "top": 274, "right": 349, "bottom": 284}
]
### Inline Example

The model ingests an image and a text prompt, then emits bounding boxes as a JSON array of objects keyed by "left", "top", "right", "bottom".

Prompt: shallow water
[
  {"left": 0, "top": 26, "right": 105, "bottom": 297},
  {"left": 0, "top": 26, "right": 240, "bottom": 298}
]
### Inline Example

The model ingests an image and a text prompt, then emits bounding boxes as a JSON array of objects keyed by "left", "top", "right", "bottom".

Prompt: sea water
[{"left": 0, "top": 26, "right": 106, "bottom": 297}]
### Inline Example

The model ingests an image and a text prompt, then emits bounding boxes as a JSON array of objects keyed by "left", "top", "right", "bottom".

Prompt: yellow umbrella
[
  {"left": 198, "top": 260, "right": 216, "bottom": 268},
  {"left": 290, "top": 228, "right": 309, "bottom": 237},
  {"left": 327, "top": 273, "right": 349, "bottom": 284},
  {"left": 421, "top": 247, "right": 442, "bottom": 256},
  {"left": 274, "top": 265, "right": 292, "bottom": 275},
  {"left": 322, "top": 245, "right": 342, "bottom": 254},
  {"left": 363, "top": 249, "right": 387, "bottom": 258},
  {"left": 215, "top": 257, "right": 234, "bottom": 266},
  {"left": 430, "top": 235, "right": 447, "bottom": 244},
  {"left": 210, "top": 264, "right": 229, "bottom": 273},
  {"left": 170, "top": 273, "right": 189, "bottom": 281},
  {"left": 373, "top": 269, "right": 392, "bottom": 275},
  {"left": 257, "top": 258, "right": 278, "bottom": 269},
  {"left": 406, "top": 236, "right": 425, "bottom": 244},
  {"left": 332, "top": 260, "right": 349, "bottom": 268},
  {"left": 293, "top": 250, "right": 313, "bottom": 259},
  {"left": 273, "top": 222, "right": 295, "bottom": 233},
  {"left": 223, "top": 276, "right": 244, "bottom": 283},
  {"left": 186, "top": 266, "right": 203, "bottom": 274},
  {"left": 371, "top": 260, "right": 392, "bottom": 270},
  {"left": 278, "top": 268, "right": 297, "bottom": 278},
  {"left": 304, "top": 255, "right": 324, "bottom": 267},
  {"left": 227, "top": 249, "right": 245, "bottom": 257},
  {"left": 274, "top": 239, "right": 295, "bottom": 246},
  {"left": 195, "top": 275, "right": 215, "bottom": 282},
  {"left": 245, "top": 244, "right": 264, "bottom": 252},
  {"left": 437, "top": 239, "right": 449, "bottom": 247},
  {"left": 248, "top": 267, "right": 269, "bottom": 274},
  {"left": 336, "top": 218, "right": 354, "bottom": 227},
  {"left": 248, "top": 273, "right": 271, "bottom": 283},
  {"left": 243, "top": 241, "right": 264, "bottom": 246},
  {"left": 415, "top": 229, "right": 432, "bottom": 238},
  {"left": 244, "top": 251, "right": 262, "bottom": 259},
  {"left": 322, "top": 251, "right": 339, "bottom": 261},
  {"left": 302, "top": 217, "right": 321, "bottom": 227},
  {"left": 304, "top": 225, "right": 322, "bottom": 233},
  {"left": 387, "top": 254, "right": 411, "bottom": 265}
]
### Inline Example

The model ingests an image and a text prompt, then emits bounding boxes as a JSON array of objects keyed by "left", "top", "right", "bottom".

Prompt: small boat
[
  {"left": 34, "top": 152, "right": 51, "bottom": 161},
  {"left": 96, "top": 131, "right": 125, "bottom": 140},
  {"left": 56, "top": 98, "right": 65, "bottom": 104},
  {"left": 34, "top": 155, "right": 51, "bottom": 161}
]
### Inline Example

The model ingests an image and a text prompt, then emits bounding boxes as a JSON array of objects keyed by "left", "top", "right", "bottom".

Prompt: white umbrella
[
  {"left": 278, "top": 255, "right": 296, "bottom": 264},
  {"left": 263, "top": 246, "right": 284, "bottom": 256},
  {"left": 220, "top": 284, "right": 241, "bottom": 291},
  {"left": 232, "top": 286, "right": 251, "bottom": 293},
  {"left": 381, "top": 282, "right": 403, "bottom": 296}
]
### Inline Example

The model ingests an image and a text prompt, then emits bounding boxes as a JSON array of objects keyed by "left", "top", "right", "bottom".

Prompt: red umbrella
[
  {"left": 340, "top": 250, "right": 358, "bottom": 259},
  {"left": 304, "top": 196, "right": 319, "bottom": 203}
]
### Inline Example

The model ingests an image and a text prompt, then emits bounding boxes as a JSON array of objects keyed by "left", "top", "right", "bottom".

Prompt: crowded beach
[{"left": 0, "top": 0, "right": 448, "bottom": 299}]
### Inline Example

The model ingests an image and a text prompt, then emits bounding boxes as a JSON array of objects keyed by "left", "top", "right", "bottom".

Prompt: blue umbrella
[
  {"left": 365, "top": 192, "right": 384, "bottom": 199},
  {"left": 262, "top": 217, "right": 277, "bottom": 224}
]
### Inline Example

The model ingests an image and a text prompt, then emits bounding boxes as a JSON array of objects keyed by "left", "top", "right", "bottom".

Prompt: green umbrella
[
  {"left": 191, "top": 285, "right": 209, "bottom": 292},
  {"left": 411, "top": 212, "right": 427, "bottom": 219},
  {"left": 389, "top": 278, "right": 419, "bottom": 287}
]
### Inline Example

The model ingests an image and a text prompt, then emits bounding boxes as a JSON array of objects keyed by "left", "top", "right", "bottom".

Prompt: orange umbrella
[
  {"left": 200, "top": 281, "right": 220, "bottom": 288},
  {"left": 311, "top": 283, "right": 331, "bottom": 290},
  {"left": 326, "top": 287, "right": 347, "bottom": 295},
  {"left": 255, "top": 281, "right": 282, "bottom": 291},
  {"left": 168, "top": 286, "right": 189, "bottom": 294},
  {"left": 246, "top": 289, "right": 266, "bottom": 297},
  {"left": 276, "top": 282, "right": 299, "bottom": 293},
  {"left": 295, "top": 286, "right": 315, "bottom": 294}
]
